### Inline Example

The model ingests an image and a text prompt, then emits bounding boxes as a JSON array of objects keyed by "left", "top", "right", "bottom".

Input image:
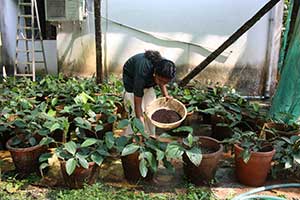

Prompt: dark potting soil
[{"left": 151, "top": 109, "right": 181, "bottom": 123}]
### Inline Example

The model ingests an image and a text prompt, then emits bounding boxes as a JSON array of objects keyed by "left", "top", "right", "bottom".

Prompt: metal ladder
[{"left": 14, "top": 0, "right": 48, "bottom": 81}]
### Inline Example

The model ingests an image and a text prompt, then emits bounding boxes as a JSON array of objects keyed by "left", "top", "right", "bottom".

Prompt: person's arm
[
  {"left": 159, "top": 84, "right": 172, "bottom": 99},
  {"left": 134, "top": 95, "right": 144, "bottom": 124}
]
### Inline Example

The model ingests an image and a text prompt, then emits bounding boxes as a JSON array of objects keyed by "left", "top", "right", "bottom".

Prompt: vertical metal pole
[{"left": 31, "top": 0, "right": 35, "bottom": 81}]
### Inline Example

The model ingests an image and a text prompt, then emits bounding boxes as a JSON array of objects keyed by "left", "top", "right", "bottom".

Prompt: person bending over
[{"left": 122, "top": 50, "right": 176, "bottom": 135}]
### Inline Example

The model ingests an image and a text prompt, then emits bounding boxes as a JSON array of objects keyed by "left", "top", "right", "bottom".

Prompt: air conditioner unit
[{"left": 45, "top": 0, "right": 85, "bottom": 22}]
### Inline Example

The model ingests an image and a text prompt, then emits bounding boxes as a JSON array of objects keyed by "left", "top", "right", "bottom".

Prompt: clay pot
[
  {"left": 121, "top": 152, "right": 154, "bottom": 182},
  {"left": 211, "top": 115, "right": 233, "bottom": 140},
  {"left": 6, "top": 137, "right": 47, "bottom": 175},
  {"left": 60, "top": 161, "right": 99, "bottom": 189},
  {"left": 234, "top": 144, "right": 275, "bottom": 186},
  {"left": 183, "top": 136, "right": 223, "bottom": 185}
]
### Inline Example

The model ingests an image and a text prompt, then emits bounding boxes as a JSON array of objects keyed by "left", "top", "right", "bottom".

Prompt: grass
[{"left": 0, "top": 173, "right": 217, "bottom": 200}]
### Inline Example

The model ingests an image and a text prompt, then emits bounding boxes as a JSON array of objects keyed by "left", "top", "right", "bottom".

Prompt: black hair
[
  {"left": 144, "top": 50, "right": 176, "bottom": 80},
  {"left": 144, "top": 50, "right": 162, "bottom": 64},
  {"left": 155, "top": 59, "right": 176, "bottom": 80}
]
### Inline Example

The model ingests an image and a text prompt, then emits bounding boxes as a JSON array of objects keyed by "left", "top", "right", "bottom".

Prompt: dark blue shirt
[{"left": 123, "top": 53, "right": 156, "bottom": 97}]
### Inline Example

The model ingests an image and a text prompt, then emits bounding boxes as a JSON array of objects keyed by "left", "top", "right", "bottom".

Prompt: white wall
[
  {"left": 0, "top": 0, "right": 57, "bottom": 75},
  {"left": 57, "top": 0, "right": 283, "bottom": 95}
]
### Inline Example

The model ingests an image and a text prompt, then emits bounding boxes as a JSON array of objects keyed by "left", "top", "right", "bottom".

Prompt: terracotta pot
[
  {"left": 6, "top": 137, "right": 47, "bottom": 175},
  {"left": 234, "top": 144, "right": 275, "bottom": 186},
  {"left": 60, "top": 161, "right": 99, "bottom": 189},
  {"left": 183, "top": 136, "right": 223, "bottom": 185},
  {"left": 121, "top": 152, "right": 154, "bottom": 182},
  {"left": 211, "top": 115, "right": 232, "bottom": 140}
]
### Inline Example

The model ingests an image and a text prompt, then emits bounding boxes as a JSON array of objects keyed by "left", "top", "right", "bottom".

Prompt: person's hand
[{"left": 165, "top": 95, "right": 173, "bottom": 101}]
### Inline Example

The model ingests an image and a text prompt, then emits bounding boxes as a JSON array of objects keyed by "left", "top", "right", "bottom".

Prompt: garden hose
[
  {"left": 232, "top": 183, "right": 300, "bottom": 200},
  {"left": 234, "top": 195, "right": 285, "bottom": 200}
]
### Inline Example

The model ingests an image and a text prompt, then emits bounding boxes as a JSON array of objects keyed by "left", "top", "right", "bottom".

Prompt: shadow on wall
[{"left": 106, "top": 18, "right": 229, "bottom": 75}]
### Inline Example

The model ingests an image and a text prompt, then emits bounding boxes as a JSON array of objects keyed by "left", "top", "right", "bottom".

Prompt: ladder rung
[
  {"left": 17, "top": 38, "right": 32, "bottom": 41},
  {"left": 19, "top": 3, "right": 32, "bottom": 6},
  {"left": 15, "top": 62, "right": 33, "bottom": 65},
  {"left": 16, "top": 49, "right": 43, "bottom": 53},
  {"left": 17, "top": 26, "right": 39, "bottom": 30},
  {"left": 30, "top": 61, "right": 45, "bottom": 63},
  {"left": 15, "top": 74, "right": 33, "bottom": 77},
  {"left": 18, "top": 14, "right": 34, "bottom": 18}
]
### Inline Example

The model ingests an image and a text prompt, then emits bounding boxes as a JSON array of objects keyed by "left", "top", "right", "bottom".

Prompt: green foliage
[
  {"left": 164, "top": 126, "right": 202, "bottom": 167},
  {"left": 222, "top": 129, "right": 270, "bottom": 163},
  {"left": 272, "top": 135, "right": 300, "bottom": 178},
  {"left": 53, "top": 135, "right": 112, "bottom": 175},
  {"left": 116, "top": 117, "right": 172, "bottom": 178}
]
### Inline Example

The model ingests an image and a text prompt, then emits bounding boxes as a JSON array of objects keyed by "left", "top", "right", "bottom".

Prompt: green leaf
[
  {"left": 47, "top": 109, "right": 56, "bottom": 117},
  {"left": 51, "top": 98, "right": 58, "bottom": 107},
  {"left": 74, "top": 117, "right": 91, "bottom": 130},
  {"left": 29, "top": 137, "right": 37, "bottom": 146},
  {"left": 91, "top": 153, "right": 104, "bottom": 166},
  {"left": 39, "top": 137, "right": 54, "bottom": 146},
  {"left": 66, "top": 158, "right": 77, "bottom": 175},
  {"left": 96, "top": 149, "right": 110, "bottom": 156},
  {"left": 77, "top": 155, "right": 89, "bottom": 169},
  {"left": 108, "top": 115, "right": 117, "bottom": 123},
  {"left": 285, "top": 159, "right": 292, "bottom": 169},
  {"left": 105, "top": 132, "right": 115, "bottom": 149},
  {"left": 186, "top": 147, "right": 202, "bottom": 167},
  {"left": 158, "top": 133, "right": 174, "bottom": 139},
  {"left": 39, "top": 152, "right": 52, "bottom": 162},
  {"left": 14, "top": 119, "right": 26, "bottom": 128},
  {"left": 39, "top": 162, "right": 49, "bottom": 171},
  {"left": 163, "top": 159, "right": 175, "bottom": 173},
  {"left": 293, "top": 153, "right": 300, "bottom": 165},
  {"left": 117, "top": 119, "right": 130, "bottom": 129},
  {"left": 132, "top": 118, "right": 145, "bottom": 134},
  {"left": 139, "top": 158, "right": 148, "bottom": 178},
  {"left": 172, "top": 126, "right": 193, "bottom": 134},
  {"left": 156, "top": 149, "right": 164, "bottom": 161},
  {"left": 121, "top": 144, "right": 140, "bottom": 156},
  {"left": 39, "top": 162, "right": 49, "bottom": 176},
  {"left": 241, "top": 149, "right": 251, "bottom": 164},
  {"left": 252, "top": 103, "right": 260, "bottom": 112},
  {"left": 50, "top": 123, "right": 61, "bottom": 132},
  {"left": 81, "top": 138, "right": 98, "bottom": 147},
  {"left": 74, "top": 92, "right": 95, "bottom": 104},
  {"left": 95, "top": 124, "right": 103, "bottom": 132},
  {"left": 166, "top": 143, "right": 184, "bottom": 159},
  {"left": 116, "top": 136, "right": 128, "bottom": 147},
  {"left": 183, "top": 134, "right": 193, "bottom": 148},
  {"left": 65, "top": 141, "right": 77, "bottom": 156},
  {"left": 145, "top": 151, "right": 157, "bottom": 172}
]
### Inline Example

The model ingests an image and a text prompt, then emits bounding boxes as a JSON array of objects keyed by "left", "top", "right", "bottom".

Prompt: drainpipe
[{"left": 263, "top": 7, "right": 275, "bottom": 99}]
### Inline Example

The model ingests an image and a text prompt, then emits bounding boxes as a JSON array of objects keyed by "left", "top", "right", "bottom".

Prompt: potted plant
[
  {"left": 116, "top": 118, "right": 173, "bottom": 183},
  {"left": 5, "top": 102, "right": 56, "bottom": 176},
  {"left": 165, "top": 126, "right": 223, "bottom": 185},
  {"left": 40, "top": 130, "right": 114, "bottom": 189},
  {"left": 201, "top": 105, "right": 242, "bottom": 140},
  {"left": 261, "top": 113, "right": 300, "bottom": 140},
  {"left": 271, "top": 135, "right": 300, "bottom": 179},
  {"left": 223, "top": 128, "right": 276, "bottom": 186}
]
